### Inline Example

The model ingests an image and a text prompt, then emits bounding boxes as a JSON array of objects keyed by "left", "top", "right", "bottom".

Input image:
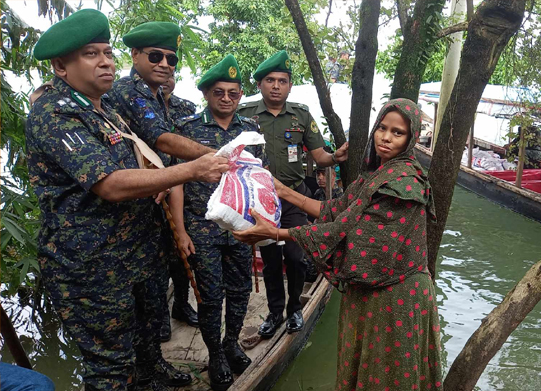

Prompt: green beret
[
  {"left": 123, "top": 22, "right": 181, "bottom": 52},
  {"left": 34, "top": 9, "right": 110, "bottom": 60},
  {"left": 197, "top": 54, "right": 241, "bottom": 91},
  {"left": 253, "top": 50, "right": 292, "bottom": 81}
]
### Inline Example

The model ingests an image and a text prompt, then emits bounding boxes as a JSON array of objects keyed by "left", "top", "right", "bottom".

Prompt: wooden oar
[
  {"left": 252, "top": 245, "right": 259, "bottom": 293},
  {"left": 0, "top": 303, "right": 32, "bottom": 369},
  {"left": 161, "top": 199, "right": 202, "bottom": 304}
]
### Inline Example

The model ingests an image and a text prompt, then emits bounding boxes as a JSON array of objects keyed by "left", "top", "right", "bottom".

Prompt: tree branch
[
  {"left": 395, "top": 0, "right": 409, "bottom": 33},
  {"left": 437, "top": 21, "right": 469, "bottom": 38},
  {"left": 325, "top": 0, "right": 333, "bottom": 28},
  {"left": 284, "top": 0, "right": 349, "bottom": 183},
  {"left": 444, "top": 260, "right": 541, "bottom": 391},
  {"left": 348, "top": 0, "right": 381, "bottom": 182}
]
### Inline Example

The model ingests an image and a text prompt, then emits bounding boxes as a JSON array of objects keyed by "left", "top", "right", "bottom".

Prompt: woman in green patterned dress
[{"left": 234, "top": 98, "right": 444, "bottom": 390}]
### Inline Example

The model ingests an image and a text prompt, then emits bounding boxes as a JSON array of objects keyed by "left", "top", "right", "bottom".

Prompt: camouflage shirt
[
  {"left": 25, "top": 77, "right": 166, "bottom": 301},
  {"left": 105, "top": 68, "right": 174, "bottom": 167},
  {"left": 177, "top": 108, "right": 267, "bottom": 245},
  {"left": 167, "top": 94, "right": 196, "bottom": 129},
  {"left": 313, "top": 186, "right": 344, "bottom": 202}
]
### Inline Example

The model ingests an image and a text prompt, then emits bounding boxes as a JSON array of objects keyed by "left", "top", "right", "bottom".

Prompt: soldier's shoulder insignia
[
  {"left": 178, "top": 113, "right": 200, "bottom": 127},
  {"left": 240, "top": 116, "right": 259, "bottom": 128},
  {"left": 238, "top": 101, "right": 258, "bottom": 109},
  {"left": 294, "top": 102, "right": 309, "bottom": 111},
  {"left": 182, "top": 99, "right": 197, "bottom": 113}
]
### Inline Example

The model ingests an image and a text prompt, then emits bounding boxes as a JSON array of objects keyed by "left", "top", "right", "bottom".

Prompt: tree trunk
[
  {"left": 284, "top": 0, "right": 349, "bottom": 184},
  {"left": 426, "top": 0, "right": 526, "bottom": 278},
  {"left": 432, "top": 0, "right": 466, "bottom": 149},
  {"left": 347, "top": 0, "right": 381, "bottom": 182},
  {"left": 444, "top": 260, "right": 541, "bottom": 391},
  {"left": 390, "top": 0, "right": 446, "bottom": 102}
]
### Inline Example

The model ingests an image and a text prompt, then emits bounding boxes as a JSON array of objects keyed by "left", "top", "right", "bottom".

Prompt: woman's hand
[
  {"left": 233, "top": 210, "right": 277, "bottom": 245},
  {"left": 273, "top": 177, "right": 287, "bottom": 198}
]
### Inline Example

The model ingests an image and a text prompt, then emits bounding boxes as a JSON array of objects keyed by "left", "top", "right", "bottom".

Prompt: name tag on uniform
[{"left": 288, "top": 144, "right": 298, "bottom": 163}]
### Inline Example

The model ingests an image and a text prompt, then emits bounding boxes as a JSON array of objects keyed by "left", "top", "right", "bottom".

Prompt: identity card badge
[{"left": 288, "top": 144, "right": 298, "bottom": 163}]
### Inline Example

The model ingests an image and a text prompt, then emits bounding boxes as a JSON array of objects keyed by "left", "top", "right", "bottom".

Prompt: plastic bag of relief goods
[{"left": 205, "top": 132, "right": 281, "bottom": 246}]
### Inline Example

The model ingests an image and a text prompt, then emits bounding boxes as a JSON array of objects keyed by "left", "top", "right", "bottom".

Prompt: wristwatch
[{"left": 331, "top": 152, "right": 338, "bottom": 164}]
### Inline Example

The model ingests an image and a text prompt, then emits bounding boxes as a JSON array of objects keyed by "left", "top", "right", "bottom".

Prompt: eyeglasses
[
  {"left": 212, "top": 89, "right": 241, "bottom": 100},
  {"left": 140, "top": 50, "right": 179, "bottom": 67}
]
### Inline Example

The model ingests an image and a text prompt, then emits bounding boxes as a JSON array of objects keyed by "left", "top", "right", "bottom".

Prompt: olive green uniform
[
  {"left": 238, "top": 100, "right": 325, "bottom": 188},
  {"left": 238, "top": 99, "right": 325, "bottom": 317}
]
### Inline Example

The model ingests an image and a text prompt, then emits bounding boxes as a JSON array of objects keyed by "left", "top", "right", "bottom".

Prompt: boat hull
[{"left": 414, "top": 144, "right": 541, "bottom": 223}]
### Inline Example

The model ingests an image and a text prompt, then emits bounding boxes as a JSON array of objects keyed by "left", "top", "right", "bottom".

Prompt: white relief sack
[{"left": 205, "top": 132, "right": 281, "bottom": 246}]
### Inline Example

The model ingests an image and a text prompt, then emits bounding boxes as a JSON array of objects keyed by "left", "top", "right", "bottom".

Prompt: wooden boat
[
  {"left": 414, "top": 143, "right": 541, "bottom": 223},
  {"left": 161, "top": 267, "right": 333, "bottom": 391}
]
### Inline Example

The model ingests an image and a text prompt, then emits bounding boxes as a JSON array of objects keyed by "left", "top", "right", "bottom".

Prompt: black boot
[
  {"left": 170, "top": 260, "right": 199, "bottom": 327},
  {"left": 155, "top": 356, "right": 192, "bottom": 387},
  {"left": 160, "top": 306, "right": 171, "bottom": 342},
  {"left": 208, "top": 348, "right": 234, "bottom": 391},
  {"left": 135, "top": 378, "right": 169, "bottom": 391},
  {"left": 223, "top": 340, "right": 251, "bottom": 375},
  {"left": 137, "top": 357, "right": 192, "bottom": 388},
  {"left": 171, "top": 301, "right": 199, "bottom": 327}
]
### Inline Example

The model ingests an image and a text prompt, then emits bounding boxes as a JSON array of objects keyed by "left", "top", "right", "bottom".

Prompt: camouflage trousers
[
  {"left": 52, "top": 267, "right": 169, "bottom": 390},
  {"left": 188, "top": 242, "right": 253, "bottom": 351}
]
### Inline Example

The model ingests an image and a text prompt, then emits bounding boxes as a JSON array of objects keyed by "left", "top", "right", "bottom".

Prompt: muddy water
[
  {"left": 2, "top": 187, "right": 541, "bottom": 390},
  {"left": 272, "top": 187, "right": 541, "bottom": 391}
]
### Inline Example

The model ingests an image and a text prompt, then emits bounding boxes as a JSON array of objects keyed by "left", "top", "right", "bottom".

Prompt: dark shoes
[
  {"left": 161, "top": 300, "right": 198, "bottom": 341},
  {"left": 286, "top": 310, "right": 304, "bottom": 334},
  {"left": 135, "top": 379, "right": 169, "bottom": 391},
  {"left": 258, "top": 312, "right": 284, "bottom": 339},
  {"left": 138, "top": 357, "right": 192, "bottom": 388},
  {"left": 208, "top": 349, "right": 234, "bottom": 391},
  {"left": 155, "top": 356, "right": 192, "bottom": 387},
  {"left": 171, "top": 302, "right": 199, "bottom": 328},
  {"left": 223, "top": 340, "right": 252, "bottom": 374},
  {"left": 160, "top": 310, "right": 172, "bottom": 342}
]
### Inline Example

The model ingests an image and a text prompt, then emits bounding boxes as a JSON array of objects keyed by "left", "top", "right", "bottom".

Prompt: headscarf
[{"left": 289, "top": 99, "right": 435, "bottom": 289}]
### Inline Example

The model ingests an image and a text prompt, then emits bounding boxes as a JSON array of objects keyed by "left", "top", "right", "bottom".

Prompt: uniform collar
[
  {"left": 256, "top": 98, "right": 294, "bottom": 115},
  {"left": 53, "top": 77, "right": 95, "bottom": 111},
  {"left": 201, "top": 107, "right": 242, "bottom": 127}
]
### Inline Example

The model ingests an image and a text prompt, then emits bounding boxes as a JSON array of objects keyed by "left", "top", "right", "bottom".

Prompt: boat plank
[{"left": 159, "top": 274, "right": 332, "bottom": 391}]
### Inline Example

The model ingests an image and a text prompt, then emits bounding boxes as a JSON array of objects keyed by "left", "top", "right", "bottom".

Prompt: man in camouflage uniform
[
  {"left": 238, "top": 51, "right": 348, "bottom": 337},
  {"left": 159, "top": 75, "right": 199, "bottom": 341},
  {"left": 162, "top": 74, "right": 197, "bottom": 124},
  {"left": 105, "top": 23, "right": 200, "bottom": 344},
  {"left": 26, "top": 10, "right": 227, "bottom": 391},
  {"left": 176, "top": 55, "right": 265, "bottom": 391}
]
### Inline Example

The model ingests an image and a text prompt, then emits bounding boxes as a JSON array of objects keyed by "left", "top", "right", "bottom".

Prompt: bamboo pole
[
  {"left": 306, "top": 153, "right": 314, "bottom": 177},
  {"left": 160, "top": 199, "right": 202, "bottom": 304},
  {"left": 325, "top": 167, "right": 332, "bottom": 200},
  {"left": 0, "top": 303, "right": 32, "bottom": 369},
  {"left": 515, "top": 126, "right": 526, "bottom": 188},
  {"left": 252, "top": 245, "right": 260, "bottom": 293},
  {"left": 467, "top": 123, "right": 474, "bottom": 169}
]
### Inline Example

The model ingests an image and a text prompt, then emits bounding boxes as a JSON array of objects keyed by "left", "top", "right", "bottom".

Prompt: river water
[
  {"left": 2, "top": 187, "right": 541, "bottom": 390},
  {"left": 273, "top": 186, "right": 541, "bottom": 391}
]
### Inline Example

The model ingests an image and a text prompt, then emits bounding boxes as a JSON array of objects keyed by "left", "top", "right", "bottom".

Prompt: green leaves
[{"left": 1, "top": 185, "right": 41, "bottom": 294}]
